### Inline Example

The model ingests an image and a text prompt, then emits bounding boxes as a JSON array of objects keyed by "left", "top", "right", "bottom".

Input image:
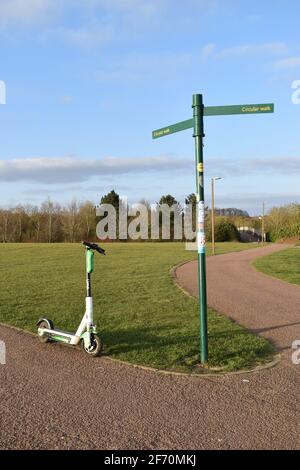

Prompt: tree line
[
  {"left": 0, "top": 199, "right": 97, "bottom": 243},
  {"left": 0, "top": 190, "right": 298, "bottom": 243}
]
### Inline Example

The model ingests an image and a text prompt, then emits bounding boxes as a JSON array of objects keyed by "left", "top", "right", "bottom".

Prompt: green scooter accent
[{"left": 86, "top": 249, "right": 94, "bottom": 274}]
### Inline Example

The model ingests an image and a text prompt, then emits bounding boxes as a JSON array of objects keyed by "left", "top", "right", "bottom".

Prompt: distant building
[{"left": 238, "top": 227, "right": 261, "bottom": 242}]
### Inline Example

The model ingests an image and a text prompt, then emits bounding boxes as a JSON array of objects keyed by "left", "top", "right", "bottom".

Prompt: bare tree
[
  {"left": 25, "top": 205, "right": 42, "bottom": 242},
  {"left": 41, "top": 198, "right": 61, "bottom": 243},
  {"left": 79, "top": 201, "right": 96, "bottom": 240},
  {"left": 63, "top": 199, "right": 80, "bottom": 243},
  {"left": 0, "top": 209, "right": 11, "bottom": 242},
  {"left": 13, "top": 205, "right": 26, "bottom": 242}
]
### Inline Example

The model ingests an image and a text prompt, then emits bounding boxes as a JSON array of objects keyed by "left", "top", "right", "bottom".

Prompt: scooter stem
[{"left": 86, "top": 248, "right": 94, "bottom": 297}]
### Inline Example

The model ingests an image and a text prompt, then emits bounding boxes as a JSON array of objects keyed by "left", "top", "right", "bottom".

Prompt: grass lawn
[
  {"left": 0, "top": 242, "right": 275, "bottom": 373},
  {"left": 254, "top": 246, "right": 300, "bottom": 285}
]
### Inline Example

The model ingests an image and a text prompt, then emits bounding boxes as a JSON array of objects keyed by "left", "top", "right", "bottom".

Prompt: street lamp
[
  {"left": 211, "top": 177, "right": 222, "bottom": 255},
  {"left": 259, "top": 202, "right": 266, "bottom": 243}
]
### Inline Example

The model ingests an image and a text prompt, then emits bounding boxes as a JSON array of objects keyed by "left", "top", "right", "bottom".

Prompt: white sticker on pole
[
  {"left": 198, "top": 201, "right": 205, "bottom": 229},
  {"left": 197, "top": 233, "right": 206, "bottom": 253},
  {"left": 197, "top": 201, "right": 206, "bottom": 253}
]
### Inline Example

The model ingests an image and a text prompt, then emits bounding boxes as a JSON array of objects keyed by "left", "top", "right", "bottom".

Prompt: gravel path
[{"left": 0, "top": 244, "right": 299, "bottom": 450}]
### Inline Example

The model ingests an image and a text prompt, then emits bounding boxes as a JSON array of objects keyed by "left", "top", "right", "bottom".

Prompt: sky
[{"left": 0, "top": 0, "right": 300, "bottom": 215}]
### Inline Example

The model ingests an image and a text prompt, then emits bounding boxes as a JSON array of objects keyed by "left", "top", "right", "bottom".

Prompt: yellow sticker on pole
[{"left": 197, "top": 163, "right": 203, "bottom": 172}]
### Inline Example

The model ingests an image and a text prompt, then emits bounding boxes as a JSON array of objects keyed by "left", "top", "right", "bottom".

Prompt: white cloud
[
  {"left": 219, "top": 42, "right": 287, "bottom": 58},
  {"left": 213, "top": 193, "right": 300, "bottom": 215},
  {"left": 92, "top": 0, "right": 166, "bottom": 17},
  {"left": 248, "top": 157, "right": 300, "bottom": 173},
  {"left": 0, "top": 0, "right": 56, "bottom": 28},
  {"left": 198, "top": 42, "right": 289, "bottom": 63},
  {"left": 200, "top": 43, "right": 216, "bottom": 60},
  {"left": 59, "top": 95, "right": 74, "bottom": 105},
  {"left": 275, "top": 56, "right": 300, "bottom": 69},
  {"left": 5, "top": 154, "right": 288, "bottom": 186},
  {"left": 0, "top": 0, "right": 167, "bottom": 33},
  {"left": 0, "top": 156, "right": 190, "bottom": 184},
  {"left": 219, "top": 192, "right": 300, "bottom": 203},
  {"left": 93, "top": 51, "right": 194, "bottom": 81},
  {"left": 52, "top": 24, "right": 113, "bottom": 48},
  {"left": 247, "top": 14, "right": 263, "bottom": 23},
  {"left": 207, "top": 156, "right": 300, "bottom": 177},
  {"left": 0, "top": 0, "right": 224, "bottom": 49}
]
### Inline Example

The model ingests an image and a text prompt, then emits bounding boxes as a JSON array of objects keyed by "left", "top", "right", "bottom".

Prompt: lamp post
[
  {"left": 262, "top": 202, "right": 265, "bottom": 243},
  {"left": 211, "top": 177, "right": 222, "bottom": 255},
  {"left": 262, "top": 202, "right": 265, "bottom": 242},
  {"left": 259, "top": 202, "right": 266, "bottom": 243}
]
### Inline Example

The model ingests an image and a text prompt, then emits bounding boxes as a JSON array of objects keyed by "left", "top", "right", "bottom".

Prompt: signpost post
[{"left": 152, "top": 95, "right": 274, "bottom": 364}]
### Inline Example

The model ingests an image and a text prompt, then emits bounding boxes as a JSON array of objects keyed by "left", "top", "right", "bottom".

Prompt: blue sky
[{"left": 0, "top": 0, "right": 300, "bottom": 215}]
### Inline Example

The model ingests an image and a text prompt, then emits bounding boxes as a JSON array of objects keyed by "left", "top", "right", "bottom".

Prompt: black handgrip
[{"left": 82, "top": 241, "right": 106, "bottom": 255}]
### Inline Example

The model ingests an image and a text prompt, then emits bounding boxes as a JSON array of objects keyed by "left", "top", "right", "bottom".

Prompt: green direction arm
[
  {"left": 152, "top": 118, "right": 193, "bottom": 139},
  {"left": 204, "top": 103, "right": 274, "bottom": 116},
  {"left": 152, "top": 103, "right": 274, "bottom": 139}
]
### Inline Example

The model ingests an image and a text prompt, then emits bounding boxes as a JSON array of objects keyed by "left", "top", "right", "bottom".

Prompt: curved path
[
  {"left": 177, "top": 243, "right": 300, "bottom": 354},
  {"left": 0, "top": 244, "right": 299, "bottom": 450}
]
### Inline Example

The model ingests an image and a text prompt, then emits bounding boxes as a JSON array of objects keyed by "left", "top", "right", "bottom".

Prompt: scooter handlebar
[{"left": 82, "top": 241, "right": 106, "bottom": 255}]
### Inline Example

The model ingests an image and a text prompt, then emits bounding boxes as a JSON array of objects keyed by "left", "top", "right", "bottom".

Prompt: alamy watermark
[
  {"left": 0, "top": 80, "right": 6, "bottom": 105},
  {"left": 291, "top": 340, "right": 300, "bottom": 365},
  {"left": 291, "top": 80, "right": 300, "bottom": 104},
  {"left": 96, "top": 198, "right": 197, "bottom": 243},
  {"left": 0, "top": 340, "right": 6, "bottom": 365}
]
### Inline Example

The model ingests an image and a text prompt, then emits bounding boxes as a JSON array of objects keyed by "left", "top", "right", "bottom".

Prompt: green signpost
[
  {"left": 152, "top": 103, "right": 274, "bottom": 139},
  {"left": 152, "top": 94, "right": 274, "bottom": 364}
]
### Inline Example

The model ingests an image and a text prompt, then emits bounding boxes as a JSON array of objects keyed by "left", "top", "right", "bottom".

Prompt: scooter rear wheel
[
  {"left": 37, "top": 320, "right": 53, "bottom": 343},
  {"left": 81, "top": 334, "right": 103, "bottom": 357}
]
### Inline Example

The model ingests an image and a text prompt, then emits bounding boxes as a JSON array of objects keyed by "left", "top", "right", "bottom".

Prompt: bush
[
  {"left": 206, "top": 218, "right": 240, "bottom": 242},
  {"left": 267, "top": 204, "right": 300, "bottom": 241}
]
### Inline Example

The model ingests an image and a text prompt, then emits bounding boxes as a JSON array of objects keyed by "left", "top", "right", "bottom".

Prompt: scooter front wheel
[{"left": 81, "top": 334, "right": 103, "bottom": 357}]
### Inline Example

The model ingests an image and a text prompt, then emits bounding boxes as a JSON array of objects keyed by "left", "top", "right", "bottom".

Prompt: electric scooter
[{"left": 37, "top": 241, "right": 105, "bottom": 357}]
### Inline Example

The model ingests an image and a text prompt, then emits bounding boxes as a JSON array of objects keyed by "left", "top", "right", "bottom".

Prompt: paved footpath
[{"left": 0, "top": 244, "right": 299, "bottom": 449}]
